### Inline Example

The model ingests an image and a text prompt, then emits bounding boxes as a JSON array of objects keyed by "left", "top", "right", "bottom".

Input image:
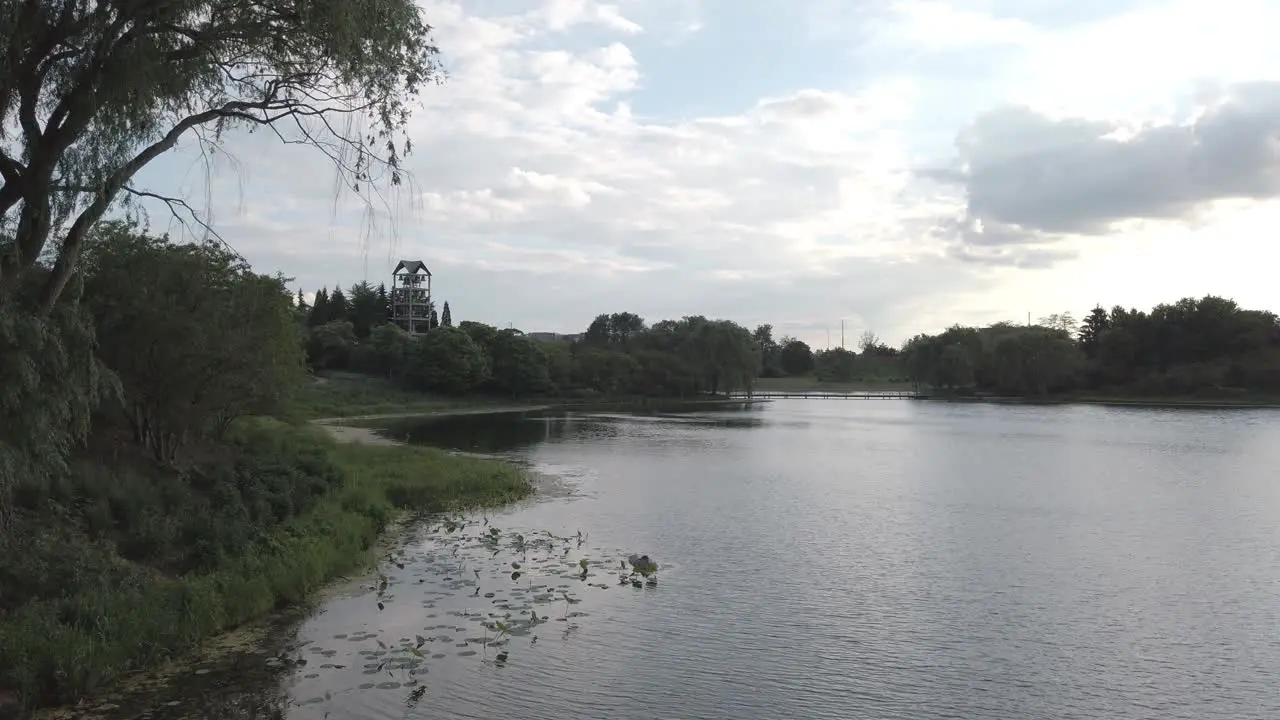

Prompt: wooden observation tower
[{"left": 391, "top": 260, "right": 432, "bottom": 334}]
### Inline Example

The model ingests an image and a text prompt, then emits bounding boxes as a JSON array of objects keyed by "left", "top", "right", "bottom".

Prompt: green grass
[
  {"left": 291, "top": 373, "right": 504, "bottom": 419},
  {"left": 753, "top": 375, "right": 914, "bottom": 392},
  {"left": 0, "top": 417, "right": 532, "bottom": 715},
  {"left": 330, "top": 440, "right": 532, "bottom": 511}
]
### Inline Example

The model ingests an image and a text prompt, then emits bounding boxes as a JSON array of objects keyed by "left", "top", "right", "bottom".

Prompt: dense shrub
[{"left": 7, "top": 421, "right": 344, "bottom": 582}]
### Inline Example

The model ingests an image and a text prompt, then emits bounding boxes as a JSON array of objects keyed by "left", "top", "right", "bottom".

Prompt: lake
[{"left": 81, "top": 400, "right": 1280, "bottom": 719}]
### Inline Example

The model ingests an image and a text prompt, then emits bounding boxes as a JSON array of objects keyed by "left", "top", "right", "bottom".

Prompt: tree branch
[
  {"left": 38, "top": 93, "right": 295, "bottom": 313},
  {"left": 117, "top": 185, "right": 240, "bottom": 257}
]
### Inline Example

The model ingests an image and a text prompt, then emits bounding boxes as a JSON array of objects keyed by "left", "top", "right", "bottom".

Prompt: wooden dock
[{"left": 728, "top": 391, "right": 927, "bottom": 400}]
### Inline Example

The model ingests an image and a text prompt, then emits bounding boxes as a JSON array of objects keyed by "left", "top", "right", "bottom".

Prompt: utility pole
[
  {"left": 826, "top": 327, "right": 830, "bottom": 349},
  {"left": 841, "top": 319, "right": 845, "bottom": 349}
]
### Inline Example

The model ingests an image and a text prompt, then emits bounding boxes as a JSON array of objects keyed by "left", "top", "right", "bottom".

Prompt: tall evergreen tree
[
  {"left": 328, "top": 287, "right": 351, "bottom": 323},
  {"left": 1078, "top": 306, "right": 1111, "bottom": 359},
  {"left": 308, "top": 288, "right": 330, "bottom": 327},
  {"left": 430, "top": 309, "right": 439, "bottom": 329},
  {"left": 441, "top": 301, "right": 452, "bottom": 327},
  {"left": 376, "top": 283, "right": 390, "bottom": 323},
  {"left": 348, "top": 281, "right": 384, "bottom": 338}
]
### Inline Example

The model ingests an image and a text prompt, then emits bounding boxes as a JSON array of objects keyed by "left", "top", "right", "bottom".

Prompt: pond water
[{"left": 76, "top": 400, "right": 1280, "bottom": 719}]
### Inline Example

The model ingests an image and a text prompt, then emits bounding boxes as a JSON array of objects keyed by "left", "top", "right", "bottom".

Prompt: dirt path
[{"left": 312, "top": 405, "right": 551, "bottom": 445}]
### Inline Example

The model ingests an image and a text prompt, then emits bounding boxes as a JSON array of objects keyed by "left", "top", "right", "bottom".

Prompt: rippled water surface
[{"left": 90, "top": 400, "right": 1280, "bottom": 719}]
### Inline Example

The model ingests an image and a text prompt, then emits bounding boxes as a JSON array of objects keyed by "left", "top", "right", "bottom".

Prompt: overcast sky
[{"left": 132, "top": 0, "right": 1280, "bottom": 347}]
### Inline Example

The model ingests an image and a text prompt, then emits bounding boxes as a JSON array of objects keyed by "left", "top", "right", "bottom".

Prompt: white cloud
[
  {"left": 540, "top": 0, "right": 642, "bottom": 34},
  {"left": 125, "top": 0, "right": 1280, "bottom": 347},
  {"left": 997, "top": 0, "right": 1280, "bottom": 118},
  {"left": 876, "top": 1, "right": 1040, "bottom": 51}
]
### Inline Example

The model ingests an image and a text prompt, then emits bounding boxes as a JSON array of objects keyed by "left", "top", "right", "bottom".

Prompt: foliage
[
  {"left": 0, "top": 301, "right": 114, "bottom": 527},
  {"left": 404, "top": 326, "right": 488, "bottom": 394},
  {"left": 0, "top": 418, "right": 530, "bottom": 712},
  {"left": 902, "top": 296, "right": 1280, "bottom": 397},
  {"left": 583, "top": 312, "right": 645, "bottom": 347},
  {"left": 298, "top": 288, "right": 1277, "bottom": 403},
  {"left": 754, "top": 324, "right": 783, "bottom": 377},
  {"left": 369, "top": 322, "right": 412, "bottom": 380},
  {"left": 81, "top": 223, "right": 305, "bottom": 462},
  {"left": 311, "top": 311, "right": 763, "bottom": 400},
  {"left": 814, "top": 348, "right": 857, "bottom": 382},
  {"left": 289, "top": 374, "right": 501, "bottom": 420},
  {"left": 488, "top": 330, "right": 552, "bottom": 396},
  {"left": 779, "top": 338, "right": 814, "bottom": 375},
  {"left": 308, "top": 320, "right": 359, "bottom": 371},
  {"left": 0, "top": 0, "right": 441, "bottom": 312}
]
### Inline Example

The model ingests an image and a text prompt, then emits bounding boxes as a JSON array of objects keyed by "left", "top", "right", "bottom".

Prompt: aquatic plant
[
  {"left": 625, "top": 553, "right": 659, "bottom": 587},
  {"left": 560, "top": 591, "right": 581, "bottom": 619}
]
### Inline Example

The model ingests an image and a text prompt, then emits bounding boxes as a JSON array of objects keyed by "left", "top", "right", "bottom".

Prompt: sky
[{"left": 132, "top": 0, "right": 1280, "bottom": 348}]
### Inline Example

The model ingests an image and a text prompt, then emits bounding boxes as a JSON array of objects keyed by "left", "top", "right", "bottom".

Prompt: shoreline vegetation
[
  {"left": 4, "top": 6, "right": 1279, "bottom": 716},
  {"left": 0, "top": 410, "right": 533, "bottom": 717},
  {"left": 3, "top": 227, "right": 1277, "bottom": 719},
  {"left": 745, "top": 376, "right": 1280, "bottom": 408}
]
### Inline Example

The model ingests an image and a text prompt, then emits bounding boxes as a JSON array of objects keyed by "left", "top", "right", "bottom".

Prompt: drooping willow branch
[{"left": 0, "top": 0, "right": 443, "bottom": 310}]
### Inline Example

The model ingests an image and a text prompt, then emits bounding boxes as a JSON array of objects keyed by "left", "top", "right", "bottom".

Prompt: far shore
[
  {"left": 311, "top": 396, "right": 773, "bottom": 446},
  {"left": 925, "top": 394, "right": 1280, "bottom": 410},
  {"left": 313, "top": 404, "right": 552, "bottom": 446},
  {"left": 311, "top": 403, "right": 554, "bottom": 426},
  {"left": 313, "top": 391, "right": 1280, "bottom": 445}
]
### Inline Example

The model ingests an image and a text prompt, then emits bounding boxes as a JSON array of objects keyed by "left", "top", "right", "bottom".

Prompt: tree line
[
  {"left": 306, "top": 302, "right": 902, "bottom": 398},
  {"left": 305, "top": 306, "right": 768, "bottom": 398},
  {"left": 903, "top": 300, "right": 1280, "bottom": 397}
]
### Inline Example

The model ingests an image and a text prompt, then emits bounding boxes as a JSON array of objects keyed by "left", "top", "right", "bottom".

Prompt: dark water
[{"left": 82, "top": 401, "right": 1280, "bottom": 720}]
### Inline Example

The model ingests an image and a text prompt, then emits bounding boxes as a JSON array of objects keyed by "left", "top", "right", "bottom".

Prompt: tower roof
[{"left": 393, "top": 260, "right": 431, "bottom": 276}]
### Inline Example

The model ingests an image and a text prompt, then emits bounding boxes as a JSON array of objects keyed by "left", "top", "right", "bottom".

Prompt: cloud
[
  {"left": 122, "top": 0, "right": 1280, "bottom": 346},
  {"left": 873, "top": 1, "right": 1040, "bottom": 52},
  {"left": 127, "top": 0, "right": 983, "bottom": 344},
  {"left": 927, "top": 81, "right": 1280, "bottom": 255}
]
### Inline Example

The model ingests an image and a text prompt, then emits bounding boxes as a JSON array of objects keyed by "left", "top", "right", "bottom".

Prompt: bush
[
  {"left": 0, "top": 415, "right": 532, "bottom": 713},
  {"left": 6, "top": 420, "right": 345, "bottom": 583}
]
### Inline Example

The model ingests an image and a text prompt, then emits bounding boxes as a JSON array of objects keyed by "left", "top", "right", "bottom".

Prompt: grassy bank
[
  {"left": 0, "top": 418, "right": 531, "bottom": 715},
  {"left": 297, "top": 371, "right": 770, "bottom": 422},
  {"left": 292, "top": 372, "right": 515, "bottom": 420},
  {"left": 753, "top": 375, "right": 914, "bottom": 393}
]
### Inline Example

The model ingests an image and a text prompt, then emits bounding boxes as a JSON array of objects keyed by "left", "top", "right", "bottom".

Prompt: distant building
[
  {"left": 390, "top": 260, "right": 432, "bottom": 334},
  {"left": 526, "top": 332, "right": 582, "bottom": 343}
]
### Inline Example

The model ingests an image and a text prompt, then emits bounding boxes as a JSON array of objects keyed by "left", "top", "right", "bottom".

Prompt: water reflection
[
  {"left": 375, "top": 404, "right": 767, "bottom": 454},
  {"left": 45, "top": 400, "right": 1280, "bottom": 720}
]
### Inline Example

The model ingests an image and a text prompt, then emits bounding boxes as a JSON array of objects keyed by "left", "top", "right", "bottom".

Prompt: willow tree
[
  {"left": 0, "top": 0, "right": 440, "bottom": 309},
  {"left": 0, "top": 0, "right": 440, "bottom": 524}
]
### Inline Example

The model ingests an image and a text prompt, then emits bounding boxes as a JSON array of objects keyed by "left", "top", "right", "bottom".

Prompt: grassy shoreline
[
  {"left": 0, "top": 417, "right": 532, "bottom": 716},
  {"left": 751, "top": 376, "right": 912, "bottom": 393},
  {"left": 919, "top": 391, "right": 1280, "bottom": 409},
  {"left": 744, "top": 375, "right": 1280, "bottom": 409}
]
